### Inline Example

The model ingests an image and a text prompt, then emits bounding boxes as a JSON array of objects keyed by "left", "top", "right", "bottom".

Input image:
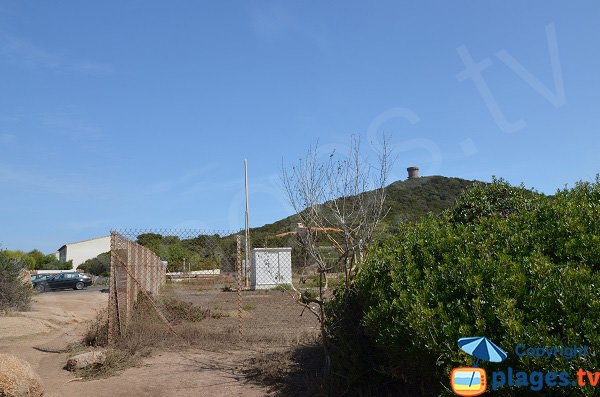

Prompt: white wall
[
  {"left": 35, "top": 269, "right": 73, "bottom": 274},
  {"left": 64, "top": 236, "right": 111, "bottom": 269}
]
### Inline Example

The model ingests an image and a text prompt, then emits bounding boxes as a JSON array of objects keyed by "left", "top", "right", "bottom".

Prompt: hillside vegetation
[
  {"left": 254, "top": 176, "right": 477, "bottom": 235},
  {"left": 134, "top": 176, "right": 476, "bottom": 272}
]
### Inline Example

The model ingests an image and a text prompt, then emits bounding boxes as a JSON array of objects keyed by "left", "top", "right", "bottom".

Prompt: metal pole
[
  {"left": 236, "top": 234, "right": 243, "bottom": 341},
  {"left": 244, "top": 159, "right": 250, "bottom": 288},
  {"left": 183, "top": 258, "right": 187, "bottom": 283}
]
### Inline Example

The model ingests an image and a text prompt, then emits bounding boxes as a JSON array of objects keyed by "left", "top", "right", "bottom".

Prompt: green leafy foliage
[
  {"left": 326, "top": 177, "right": 600, "bottom": 396},
  {"left": 2, "top": 249, "right": 72, "bottom": 270},
  {"left": 129, "top": 177, "right": 474, "bottom": 275},
  {"left": 254, "top": 176, "right": 476, "bottom": 236},
  {"left": 251, "top": 176, "right": 477, "bottom": 274},
  {"left": 448, "top": 177, "right": 539, "bottom": 224},
  {"left": 136, "top": 233, "right": 237, "bottom": 272},
  {"left": 79, "top": 252, "right": 111, "bottom": 276}
]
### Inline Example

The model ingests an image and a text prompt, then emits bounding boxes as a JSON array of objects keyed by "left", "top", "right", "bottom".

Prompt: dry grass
[
  {"left": 83, "top": 310, "right": 109, "bottom": 347},
  {"left": 81, "top": 293, "right": 238, "bottom": 354},
  {"left": 78, "top": 283, "right": 320, "bottom": 381},
  {"left": 161, "top": 297, "right": 212, "bottom": 323},
  {"left": 78, "top": 296, "right": 201, "bottom": 379},
  {"left": 164, "top": 282, "right": 320, "bottom": 347},
  {"left": 75, "top": 349, "right": 144, "bottom": 380},
  {"left": 0, "top": 352, "right": 44, "bottom": 397},
  {"left": 243, "top": 344, "right": 327, "bottom": 397}
]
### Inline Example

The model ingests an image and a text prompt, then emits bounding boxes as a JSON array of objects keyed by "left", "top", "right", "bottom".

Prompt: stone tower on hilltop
[{"left": 407, "top": 166, "right": 420, "bottom": 179}]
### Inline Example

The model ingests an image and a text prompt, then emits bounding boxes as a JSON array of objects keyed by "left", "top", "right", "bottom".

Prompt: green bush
[
  {"left": 136, "top": 233, "right": 228, "bottom": 272},
  {"left": 2, "top": 249, "right": 73, "bottom": 270},
  {"left": 0, "top": 251, "right": 32, "bottom": 311},
  {"left": 79, "top": 252, "right": 110, "bottom": 275},
  {"left": 326, "top": 177, "right": 600, "bottom": 396}
]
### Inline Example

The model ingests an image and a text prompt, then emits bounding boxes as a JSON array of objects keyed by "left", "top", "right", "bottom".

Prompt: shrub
[
  {"left": 272, "top": 284, "right": 292, "bottom": 292},
  {"left": 1, "top": 249, "right": 72, "bottom": 271},
  {"left": 162, "top": 297, "right": 211, "bottom": 323},
  {"left": 448, "top": 177, "right": 539, "bottom": 224},
  {"left": 327, "top": 177, "right": 600, "bottom": 396},
  {"left": 79, "top": 252, "right": 110, "bottom": 275},
  {"left": 0, "top": 251, "right": 32, "bottom": 311},
  {"left": 84, "top": 310, "right": 109, "bottom": 347}
]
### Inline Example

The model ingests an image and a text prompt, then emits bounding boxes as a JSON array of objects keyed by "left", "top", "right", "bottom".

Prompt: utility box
[{"left": 251, "top": 247, "right": 292, "bottom": 290}]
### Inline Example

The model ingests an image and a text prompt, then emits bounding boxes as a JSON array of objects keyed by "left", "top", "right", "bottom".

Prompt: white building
[{"left": 55, "top": 236, "right": 111, "bottom": 270}]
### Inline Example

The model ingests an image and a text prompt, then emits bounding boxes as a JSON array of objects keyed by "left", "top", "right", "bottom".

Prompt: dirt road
[{"left": 0, "top": 289, "right": 270, "bottom": 397}]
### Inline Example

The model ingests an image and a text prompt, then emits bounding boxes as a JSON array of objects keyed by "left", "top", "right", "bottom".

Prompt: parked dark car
[
  {"left": 33, "top": 272, "right": 93, "bottom": 292},
  {"left": 31, "top": 273, "right": 55, "bottom": 283}
]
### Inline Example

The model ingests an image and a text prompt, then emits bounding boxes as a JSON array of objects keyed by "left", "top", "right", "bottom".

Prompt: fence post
[
  {"left": 236, "top": 234, "right": 243, "bottom": 342},
  {"left": 108, "top": 232, "right": 117, "bottom": 345},
  {"left": 151, "top": 255, "right": 154, "bottom": 294},
  {"left": 132, "top": 243, "right": 138, "bottom": 316},
  {"left": 126, "top": 241, "right": 132, "bottom": 330}
]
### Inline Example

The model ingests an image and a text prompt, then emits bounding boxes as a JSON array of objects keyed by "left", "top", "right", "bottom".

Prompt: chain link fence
[
  {"left": 108, "top": 232, "right": 168, "bottom": 344},
  {"left": 108, "top": 228, "right": 321, "bottom": 348}
]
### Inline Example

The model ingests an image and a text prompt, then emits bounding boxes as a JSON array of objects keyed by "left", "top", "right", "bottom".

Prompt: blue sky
[{"left": 0, "top": 1, "right": 598, "bottom": 252}]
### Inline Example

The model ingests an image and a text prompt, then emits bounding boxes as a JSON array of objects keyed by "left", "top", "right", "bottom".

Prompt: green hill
[
  {"left": 252, "top": 175, "right": 478, "bottom": 235},
  {"left": 134, "top": 176, "right": 478, "bottom": 271}
]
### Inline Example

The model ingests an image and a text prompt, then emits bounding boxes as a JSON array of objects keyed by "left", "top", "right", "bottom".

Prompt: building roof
[{"left": 57, "top": 235, "right": 110, "bottom": 251}]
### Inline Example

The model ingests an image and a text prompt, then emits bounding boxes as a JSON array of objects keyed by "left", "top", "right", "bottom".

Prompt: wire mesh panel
[
  {"left": 241, "top": 230, "right": 321, "bottom": 346},
  {"left": 108, "top": 232, "right": 167, "bottom": 343},
  {"left": 108, "top": 228, "right": 321, "bottom": 348}
]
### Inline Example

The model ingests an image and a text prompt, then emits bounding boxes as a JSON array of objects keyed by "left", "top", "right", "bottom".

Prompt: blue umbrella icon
[
  {"left": 457, "top": 336, "right": 508, "bottom": 387},
  {"left": 458, "top": 336, "right": 508, "bottom": 366}
]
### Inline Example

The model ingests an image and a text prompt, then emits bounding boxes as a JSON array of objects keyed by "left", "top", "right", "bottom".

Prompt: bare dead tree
[
  {"left": 322, "top": 135, "right": 391, "bottom": 287},
  {"left": 281, "top": 135, "right": 392, "bottom": 365}
]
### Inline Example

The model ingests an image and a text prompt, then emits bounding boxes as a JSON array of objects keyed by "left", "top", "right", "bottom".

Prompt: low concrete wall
[{"left": 166, "top": 269, "right": 220, "bottom": 277}]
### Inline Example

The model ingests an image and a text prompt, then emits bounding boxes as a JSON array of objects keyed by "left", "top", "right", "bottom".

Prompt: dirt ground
[
  {"left": 165, "top": 281, "right": 320, "bottom": 345},
  {"left": 0, "top": 284, "right": 318, "bottom": 396}
]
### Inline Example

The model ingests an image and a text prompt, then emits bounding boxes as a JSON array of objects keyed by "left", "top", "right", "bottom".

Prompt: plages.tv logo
[{"left": 450, "top": 336, "right": 508, "bottom": 396}]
